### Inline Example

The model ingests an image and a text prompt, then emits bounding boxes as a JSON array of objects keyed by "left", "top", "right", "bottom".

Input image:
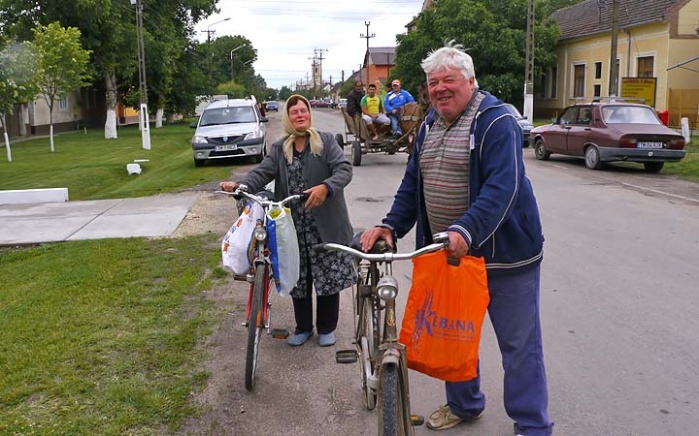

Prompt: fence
[{"left": 668, "top": 88, "right": 699, "bottom": 131}]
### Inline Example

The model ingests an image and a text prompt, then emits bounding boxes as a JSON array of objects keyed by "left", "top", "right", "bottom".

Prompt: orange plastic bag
[{"left": 399, "top": 250, "right": 489, "bottom": 382}]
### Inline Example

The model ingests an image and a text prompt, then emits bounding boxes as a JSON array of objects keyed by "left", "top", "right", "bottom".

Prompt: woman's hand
[
  {"left": 219, "top": 181, "right": 239, "bottom": 192},
  {"left": 303, "top": 184, "right": 328, "bottom": 209}
]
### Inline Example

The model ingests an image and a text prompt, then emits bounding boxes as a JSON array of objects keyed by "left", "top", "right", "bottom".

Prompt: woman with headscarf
[{"left": 220, "top": 95, "right": 355, "bottom": 347}]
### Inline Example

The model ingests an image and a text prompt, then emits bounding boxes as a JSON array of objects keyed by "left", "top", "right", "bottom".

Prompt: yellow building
[{"left": 535, "top": 0, "right": 699, "bottom": 128}]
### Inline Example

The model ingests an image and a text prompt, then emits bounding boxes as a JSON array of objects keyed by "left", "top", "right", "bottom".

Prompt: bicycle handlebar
[
  {"left": 317, "top": 239, "right": 448, "bottom": 262},
  {"left": 216, "top": 184, "right": 306, "bottom": 209}
]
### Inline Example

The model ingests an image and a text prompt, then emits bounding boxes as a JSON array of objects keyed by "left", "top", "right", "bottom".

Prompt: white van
[{"left": 191, "top": 98, "right": 268, "bottom": 167}]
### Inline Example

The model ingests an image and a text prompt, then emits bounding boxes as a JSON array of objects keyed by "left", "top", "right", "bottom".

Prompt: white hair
[{"left": 421, "top": 40, "right": 478, "bottom": 86}]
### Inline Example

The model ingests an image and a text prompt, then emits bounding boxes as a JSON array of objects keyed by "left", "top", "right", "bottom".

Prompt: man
[
  {"left": 345, "top": 80, "right": 364, "bottom": 118},
  {"left": 384, "top": 79, "right": 415, "bottom": 137},
  {"left": 361, "top": 41, "right": 553, "bottom": 436},
  {"left": 360, "top": 83, "right": 391, "bottom": 140}
]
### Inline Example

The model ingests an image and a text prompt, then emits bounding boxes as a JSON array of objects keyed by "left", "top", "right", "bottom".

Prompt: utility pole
[
  {"left": 608, "top": 0, "right": 619, "bottom": 97},
  {"left": 523, "top": 0, "right": 535, "bottom": 122},
  {"left": 360, "top": 21, "right": 375, "bottom": 84},
  {"left": 131, "top": 0, "right": 150, "bottom": 149}
]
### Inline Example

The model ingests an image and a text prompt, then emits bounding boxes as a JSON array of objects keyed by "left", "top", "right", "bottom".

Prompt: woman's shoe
[
  {"left": 286, "top": 330, "right": 313, "bottom": 346},
  {"left": 317, "top": 331, "right": 336, "bottom": 347}
]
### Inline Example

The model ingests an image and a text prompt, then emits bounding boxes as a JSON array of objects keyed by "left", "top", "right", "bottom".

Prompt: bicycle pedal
[
  {"left": 335, "top": 349, "right": 359, "bottom": 364},
  {"left": 270, "top": 328, "right": 289, "bottom": 339},
  {"left": 410, "top": 415, "right": 425, "bottom": 426}
]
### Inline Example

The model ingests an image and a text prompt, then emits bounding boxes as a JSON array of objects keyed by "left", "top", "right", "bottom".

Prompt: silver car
[{"left": 191, "top": 98, "right": 268, "bottom": 167}]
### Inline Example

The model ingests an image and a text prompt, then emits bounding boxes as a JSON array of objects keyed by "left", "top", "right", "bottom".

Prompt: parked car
[
  {"left": 503, "top": 103, "right": 534, "bottom": 147},
  {"left": 265, "top": 101, "right": 279, "bottom": 112},
  {"left": 337, "top": 98, "right": 347, "bottom": 110},
  {"left": 530, "top": 100, "right": 686, "bottom": 172},
  {"left": 190, "top": 98, "right": 268, "bottom": 167}
]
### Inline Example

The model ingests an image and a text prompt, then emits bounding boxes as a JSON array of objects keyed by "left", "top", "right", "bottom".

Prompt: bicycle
[
  {"left": 217, "top": 185, "right": 305, "bottom": 391},
  {"left": 318, "top": 231, "right": 449, "bottom": 436}
]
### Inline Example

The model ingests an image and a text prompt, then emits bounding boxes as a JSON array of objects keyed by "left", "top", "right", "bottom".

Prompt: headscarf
[{"left": 281, "top": 95, "right": 323, "bottom": 164}]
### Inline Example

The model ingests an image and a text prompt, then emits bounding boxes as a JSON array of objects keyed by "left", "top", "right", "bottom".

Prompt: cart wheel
[
  {"left": 351, "top": 140, "right": 362, "bottom": 166},
  {"left": 335, "top": 133, "right": 344, "bottom": 148}
]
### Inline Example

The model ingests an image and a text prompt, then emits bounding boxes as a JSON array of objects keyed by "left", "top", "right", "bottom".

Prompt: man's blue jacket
[{"left": 382, "top": 91, "right": 544, "bottom": 276}]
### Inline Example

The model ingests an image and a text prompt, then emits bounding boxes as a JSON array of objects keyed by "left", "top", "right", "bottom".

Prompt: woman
[{"left": 220, "top": 95, "right": 355, "bottom": 347}]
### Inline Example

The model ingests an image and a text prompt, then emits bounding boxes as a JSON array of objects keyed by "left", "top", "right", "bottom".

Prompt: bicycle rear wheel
[
  {"left": 245, "top": 263, "right": 266, "bottom": 391},
  {"left": 379, "top": 361, "right": 411, "bottom": 436}
]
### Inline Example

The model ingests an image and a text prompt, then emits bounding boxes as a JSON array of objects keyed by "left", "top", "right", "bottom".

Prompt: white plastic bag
[
  {"left": 266, "top": 205, "right": 300, "bottom": 296},
  {"left": 221, "top": 200, "right": 264, "bottom": 274}
]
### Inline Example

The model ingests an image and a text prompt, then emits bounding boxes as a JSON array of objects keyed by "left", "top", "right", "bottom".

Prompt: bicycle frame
[
  {"left": 320, "top": 233, "right": 449, "bottom": 435},
  {"left": 217, "top": 186, "right": 304, "bottom": 391}
]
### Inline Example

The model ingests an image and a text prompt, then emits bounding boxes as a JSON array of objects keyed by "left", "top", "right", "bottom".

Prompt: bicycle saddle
[{"left": 350, "top": 231, "right": 396, "bottom": 254}]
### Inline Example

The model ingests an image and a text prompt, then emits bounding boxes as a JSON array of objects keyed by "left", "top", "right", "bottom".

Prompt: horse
[{"left": 399, "top": 102, "right": 424, "bottom": 156}]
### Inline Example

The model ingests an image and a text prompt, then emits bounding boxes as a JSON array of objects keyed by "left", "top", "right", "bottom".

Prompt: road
[{"left": 181, "top": 103, "right": 699, "bottom": 436}]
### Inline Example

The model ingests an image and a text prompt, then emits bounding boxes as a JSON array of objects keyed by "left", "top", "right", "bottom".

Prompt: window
[
  {"left": 594, "top": 84, "right": 601, "bottom": 97},
  {"left": 595, "top": 62, "right": 602, "bottom": 79},
  {"left": 559, "top": 107, "right": 577, "bottom": 124},
  {"left": 59, "top": 96, "right": 68, "bottom": 110},
  {"left": 576, "top": 106, "right": 592, "bottom": 124},
  {"left": 573, "top": 64, "right": 585, "bottom": 98},
  {"left": 550, "top": 66, "right": 557, "bottom": 99},
  {"left": 637, "top": 56, "right": 654, "bottom": 78}
]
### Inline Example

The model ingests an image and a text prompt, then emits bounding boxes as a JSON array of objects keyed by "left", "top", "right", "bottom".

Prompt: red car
[{"left": 530, "top": 100, "right": 686, "bottom": 172}]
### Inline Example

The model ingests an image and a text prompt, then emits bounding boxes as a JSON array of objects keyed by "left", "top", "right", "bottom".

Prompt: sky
[{"left": 193, "top": 0, "right": 426, "bottom": 91}]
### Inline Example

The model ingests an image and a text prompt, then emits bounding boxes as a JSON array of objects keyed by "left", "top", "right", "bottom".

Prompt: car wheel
[
  {"left": 194, "top": 158, "right": 204, "bottom": 167},
  {"left": 335, "top": 133, "right": 344, "bottom": 148},
  {"left": 351, "top": 140, "right": 362, "bottom": 166},
  {"left": 584, "top": 146, "right": 603, "bottom": 170},
  {"left": 534, "top": 139, "right": 551, "bottom": 160},
  {"left": 643, "top": 162, "right": 664, "bottom": 173}
]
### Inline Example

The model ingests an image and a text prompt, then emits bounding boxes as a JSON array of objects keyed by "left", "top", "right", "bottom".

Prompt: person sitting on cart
[
  {"left": 384, "top": 79, "right": 415, "bottom": 138},
  {"left": 360, "top": 83, "right": 391, "bottom": 140},
  {"left": 346, "top": 80, "right": 365, "bottom": 118}
]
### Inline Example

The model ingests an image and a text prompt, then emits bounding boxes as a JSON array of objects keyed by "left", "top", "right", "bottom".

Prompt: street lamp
[
  {"left": 206, "top": 17, "right": 231, "bottom": 43},
  {"left": 130, "top": 0, "right": 150, "bottom": 150},
  {"left": 229, "top": 43, "right": 247, "bottom": 81}
]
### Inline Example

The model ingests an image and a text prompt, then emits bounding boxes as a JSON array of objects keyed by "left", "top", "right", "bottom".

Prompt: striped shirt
[{"left": 420, "top": 93, "right": 485, "bottom": 235}]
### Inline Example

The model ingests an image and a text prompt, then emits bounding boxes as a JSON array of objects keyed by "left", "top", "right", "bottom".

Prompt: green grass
[
  {"left": 0, "top": 123, "right": 235, "bottom": 200},
  {"left": 0, "top": 123, "right": 243, "bottom": 434},
  {"left": 0, "top": 235, "right": 229, "bottom": 435}
]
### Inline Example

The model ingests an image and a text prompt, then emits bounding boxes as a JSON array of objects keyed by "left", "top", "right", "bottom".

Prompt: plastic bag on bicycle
[
  {"left": 399, "top": 250, "right": 489, "bottom": 382},
  {"left": 266, "top": 205, "right": 300, "bottom": 296},
  {"left": 221, "top": 200, "right": 264, "bottom": 274}
]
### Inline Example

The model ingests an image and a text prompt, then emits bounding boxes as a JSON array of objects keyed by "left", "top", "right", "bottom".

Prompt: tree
[
  {"left": 391, "top": 0, "right": 560, "bottom": 109},
  {"left": 32, "top": 22, "right": 91, "bottom": 152},
  {"left": 1, "top": 0, "right": 218, "bottom": 139},
  {"left": 0, "top": 39, "right": 39, "bottom": 162}
]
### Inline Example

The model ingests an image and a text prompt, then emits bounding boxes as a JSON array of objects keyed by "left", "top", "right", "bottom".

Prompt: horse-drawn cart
[{"left": 337, "top": 103, "right": 423, "bottom": 166}]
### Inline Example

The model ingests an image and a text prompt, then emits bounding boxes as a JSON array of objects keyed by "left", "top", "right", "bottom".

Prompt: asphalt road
[{"left": 184, "top": 103, "right": 699, "bottom": 436}]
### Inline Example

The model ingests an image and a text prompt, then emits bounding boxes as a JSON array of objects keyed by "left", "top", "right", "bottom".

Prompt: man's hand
[
  {"left": 446, "top": 230, "right": 469, "bottom": 258},
  {"left": 303, "top": 184, "right": 329, "bottom": 209},
  {"left": 360, "top": 227, "right": 394, "bottom": 252},
  {"left": 219, "top": 181, "right": 239, "bottom": 192}
]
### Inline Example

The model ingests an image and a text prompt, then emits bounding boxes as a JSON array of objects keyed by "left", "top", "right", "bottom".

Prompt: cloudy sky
[{"left": 194, "top": 0, "right": 426, "bottom": 90}]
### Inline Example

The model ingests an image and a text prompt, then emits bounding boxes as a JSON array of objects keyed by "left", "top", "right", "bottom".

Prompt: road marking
[{"left": 620, "top": 182, "right": 699, "bottom": 205}]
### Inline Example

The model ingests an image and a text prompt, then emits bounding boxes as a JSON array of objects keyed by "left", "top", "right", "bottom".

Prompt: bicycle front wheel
[
  {"left": 357, "top": 294, "right": 377, "bottom": 410},
  {"left": 245, "top": 263, "right": 266, "bottom": 391},
  {"left": 379, "top": 361, "right": 411, "bottom": 436}
]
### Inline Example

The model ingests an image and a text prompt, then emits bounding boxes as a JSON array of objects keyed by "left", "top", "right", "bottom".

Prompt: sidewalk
[{"left": 0, "top": 193, "right": 199, "bottom": 246}]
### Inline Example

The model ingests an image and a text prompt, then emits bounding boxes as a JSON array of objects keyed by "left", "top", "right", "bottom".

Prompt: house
[
  {"left": 362, "top": 47, "right": 396, "bottom": 89},
  {"left": 535, "top": 0, "right": 699, "bottom": 128}
]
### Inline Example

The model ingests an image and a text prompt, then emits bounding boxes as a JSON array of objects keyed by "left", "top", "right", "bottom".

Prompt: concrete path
[{"left": 0, "top": 193, "right": 199, "bottom": 246}]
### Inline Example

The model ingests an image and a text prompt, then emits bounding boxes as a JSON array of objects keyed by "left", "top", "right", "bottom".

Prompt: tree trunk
[
  {"left": 49, "top": 102, "right": 55, "bottom": 152},
  {"left": 2, "top": 114, "right": 12, "bottom": 162},
  {"left": 156, "top": 107, "right": 164, "bottom": 128},
  {"left": 19, "top": 104, "right": 28, "bottom": 137},
  {"left": 104, "top": 70, "right": 118, "bottom": 139}
]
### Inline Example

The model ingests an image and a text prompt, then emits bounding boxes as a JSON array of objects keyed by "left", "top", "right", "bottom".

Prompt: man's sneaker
[
  {"left": 318, "top": 331, "right": 336, "bottom": 347},
  {"left": 426, "top": 405, "right": 482, "bottom": 431}
]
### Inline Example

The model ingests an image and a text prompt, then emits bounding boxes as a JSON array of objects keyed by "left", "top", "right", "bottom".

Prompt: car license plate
[
  {"left": 638, "top": 142, "right": 663, "bottom": 149},
  {"left": 215, "top": 144, "right": 237, "bottom": 151}
]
